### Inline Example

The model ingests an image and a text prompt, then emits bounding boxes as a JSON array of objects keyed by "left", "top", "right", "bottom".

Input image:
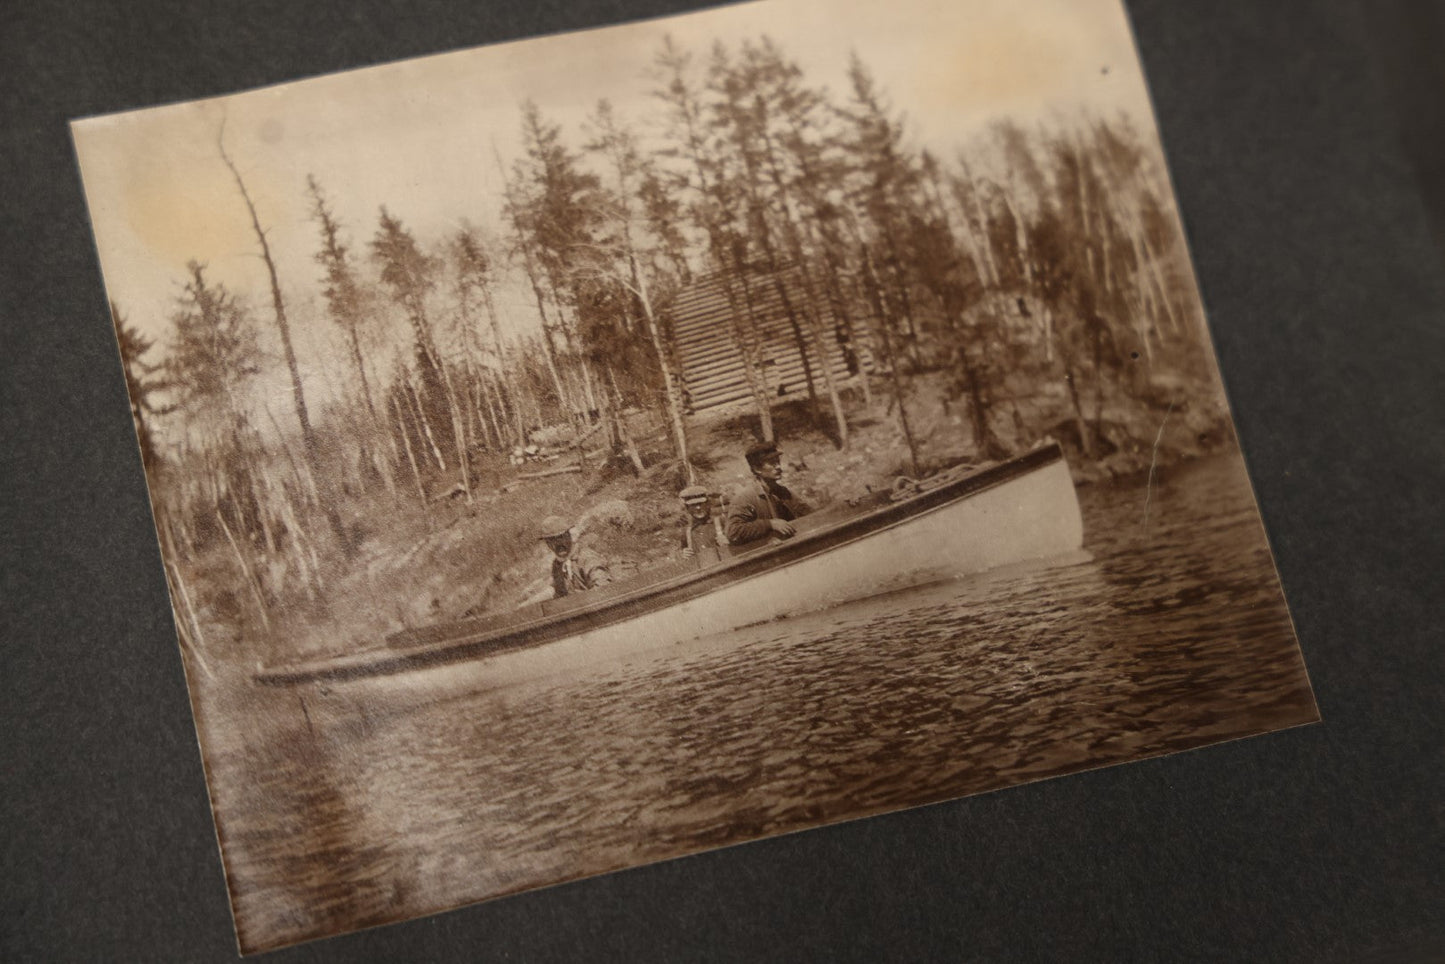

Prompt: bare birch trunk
[
  {"left": 219, "top": 127, "right": 353, "bottom": 556},
  {"left": 794, "top": 260, "right": 849, "bottom": 447},
  {"left": 403, "top": 380, "right": 446, "bottom": 471},
  {"left": 954, "top": 159, "right": 1001, "bottom": 288},
  {"left": 437, "top": 360, "right": 473, "bottom": 504},
  {"left": 630, "top": 249, "right": 692, "bottom": 480},
  {"left": 861, "top": 245, "right": 919, "bottom": 476},
  {"left": 215, "top": 506, "right": 271, "bottom": 633},
  {"left": 158, "top": 514, "right": 213, "bottom": 680},
  {"left": 480, "top": 286, "right": 527, "bottom": 447},
  {"left": 496, "top": 147, "right": 577, "bottom": 430},
  {"left": 390, "top": 393, "right": 427, "bottom": 504}
]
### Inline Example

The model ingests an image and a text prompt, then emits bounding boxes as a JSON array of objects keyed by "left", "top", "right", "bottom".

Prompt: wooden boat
[{"left": 255, "top": 443, "right": 1083, "bottom": 687}]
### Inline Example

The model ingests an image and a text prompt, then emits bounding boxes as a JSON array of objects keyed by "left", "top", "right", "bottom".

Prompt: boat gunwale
[{"left": 255, "top": 443, "right": 1066, "bottom": 686}]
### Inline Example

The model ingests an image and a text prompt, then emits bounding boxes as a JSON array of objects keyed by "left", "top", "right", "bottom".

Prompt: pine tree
[
  {"left": 652, "top": 35, "right": 776, "bottom": 442},
  {"left": 450, "top": 223, "right": 527, "bottom": 448},
  {"left": 370, "top": 207, "right": 451, "bottom": 460},
  {"left": 585, "top": 98, "right": 693, "bottom": 477},
  {"left": 371, "top": 208, "right": 476, "bottom": 501},
  {"left": 705, "top": 40, "right": 836, "bottom": 430},
  {"left": 111, "top": 301, "right": 173, "bottom": 471},
  {"left": 307, "top": 175, "right": 379, "bottom": 426},
  {"left": 496, "top": 143, "right": 578, "bottom": 431},
  {"left": 515, "top": 100, "right": 638, "bottom": 464},
  {"left": 166, "top": 261, "right": 261, "bottom": 429},
  {"left": 838, "top": 52, "right": 925, "bottom": 369},
  {"left": 740, "top": 36, "right": 850, "bottom": 445}
]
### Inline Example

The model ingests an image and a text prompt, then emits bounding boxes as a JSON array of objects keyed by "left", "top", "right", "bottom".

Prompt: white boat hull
[{"left": 278, "top": 449, "right": 1083, "bottom": 709}]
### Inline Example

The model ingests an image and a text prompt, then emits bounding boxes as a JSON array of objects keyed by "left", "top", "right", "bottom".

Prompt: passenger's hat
[
  {"left": 744, "top": 441, "right": 780, "bottom": 469},
  {"left": 538, "top": 515, "right": 572, "bottom": 540},
  {"left": 679, "top": 484, "right": 709, "bottom": 504}
]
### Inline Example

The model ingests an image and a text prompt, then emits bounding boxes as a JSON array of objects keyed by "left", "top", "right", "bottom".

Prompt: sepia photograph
[{"left": 71, "top": 0, "right": 1318, "bottom": 952}]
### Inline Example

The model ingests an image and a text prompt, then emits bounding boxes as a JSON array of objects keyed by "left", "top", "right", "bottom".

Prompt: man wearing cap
[
  {"left": 725, "top": 442, "right": 810, "bottom": 546},
  {"left": 538, "top": 515, "right": 611, "bottom": 599},
  {"left": 679, "top": 485, "right": 727, "bottom": 560}
]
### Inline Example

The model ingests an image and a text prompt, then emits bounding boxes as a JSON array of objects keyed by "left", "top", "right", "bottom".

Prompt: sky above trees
[{"left": 73, "top": 0, "right": 1154, "bottom": 360}]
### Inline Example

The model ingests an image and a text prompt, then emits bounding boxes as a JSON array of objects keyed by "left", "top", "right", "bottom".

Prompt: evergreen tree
[
  {"left": 450, "top": 223, "right": 526, "bottom": 447},
  {"left": 307, "top": 175, "right": 378, "bottom": 426},
  {"left": 585, "top": 98, "right": 693, "bottom": 475},
  {"left": 652, "top": 34, "right": 776, "bottom": 442},
  {"left": 497, "top": 149, "right": 576, "bottom": 429},
  {"left": 371, "top": 207, "right": 469, "bottom": 496},
  {"left": 707, "top": 40, "right": 831, "bottom": 429},
  {"left": 515, "top": 100, "right": 639, "bottom": 464},
  {"left": 371, "top": 208, "right": 446, "bottom": 444},
  {"left": 838, "top": 52, "right": 926, "bottom": 368},
  {"left": 740, "top": 36, "right": 851, "bottom": 445},
  {"left": 166, "top": 260, "right": 261, "bottom": 429},
  {"left": 111, "top": 301, "right": 173, "bottom": 471}
]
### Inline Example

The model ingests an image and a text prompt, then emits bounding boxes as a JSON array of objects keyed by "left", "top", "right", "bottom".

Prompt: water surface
[{"left": 206, "top": 453, "right": 1316, "bottom": 952}]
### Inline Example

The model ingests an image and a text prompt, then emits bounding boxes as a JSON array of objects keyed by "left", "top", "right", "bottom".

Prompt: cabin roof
[{"left": 668, "top": 264, "right": 859, "bottom": 413}]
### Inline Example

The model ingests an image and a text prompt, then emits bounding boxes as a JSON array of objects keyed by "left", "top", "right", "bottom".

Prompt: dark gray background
[{"left": 3, "top": 0, "right": 1442, "bottom": 960}]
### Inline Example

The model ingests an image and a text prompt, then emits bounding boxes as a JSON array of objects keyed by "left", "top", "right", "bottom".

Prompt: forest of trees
[{"left": 111, "top": 35, "right": 1210, "bottom": 659}]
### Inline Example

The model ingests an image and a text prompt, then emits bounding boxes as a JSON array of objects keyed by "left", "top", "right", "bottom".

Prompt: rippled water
[{"left": 207, "top": 453, "right": 1316, "bottom": 952}]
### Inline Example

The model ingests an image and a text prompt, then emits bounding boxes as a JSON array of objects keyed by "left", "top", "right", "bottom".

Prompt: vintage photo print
[{"left": 72, "top": 0, "right": 1317, "bottom": 951}]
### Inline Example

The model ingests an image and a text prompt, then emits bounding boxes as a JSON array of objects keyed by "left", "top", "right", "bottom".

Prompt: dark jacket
[
  {"left": 725, "top": 479, "right": 809, "bottom": 545},
  {"left": 551, "top": 547, "right": 610, "bottom": 598}
]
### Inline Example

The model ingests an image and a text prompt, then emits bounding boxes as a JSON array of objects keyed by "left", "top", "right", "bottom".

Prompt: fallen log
[
  {"left": 519, "top": 464, "right": 583, "bottom": 481},
  {"left": 500, "top": 463, "right": 583, "bottom": 492},
  {"left": 572, "top": 420, "right": 605, "bottom": 444}
]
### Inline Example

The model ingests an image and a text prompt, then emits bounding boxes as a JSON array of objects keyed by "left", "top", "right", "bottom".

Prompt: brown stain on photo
[
  {"left": 918, "top": 21, "right": 1078, "bottom": 115},
  {"left": 117, "top": 122, "right": 286, "bottom": 271}
]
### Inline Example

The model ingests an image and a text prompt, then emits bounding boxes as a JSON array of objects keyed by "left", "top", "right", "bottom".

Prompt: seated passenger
[
  {"left": 679, "top": 484, "right": 727, "bottom": 560},
  {"left": 537, "top": 515, "right": 610, "bottom": 599},
  {"left": 725, "top": 442, "right": 810, "bottom": 546}
]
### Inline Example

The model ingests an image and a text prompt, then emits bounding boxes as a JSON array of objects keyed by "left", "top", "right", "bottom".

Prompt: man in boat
[
  {"left": 538, "top": 515, "right": 611, "bottom": 598},
  {"left": 679, "top": 484, "right": 727, "bottom": 560},
  {"left": 725, "top": 442, "right": 810, "bottom": 546}
]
